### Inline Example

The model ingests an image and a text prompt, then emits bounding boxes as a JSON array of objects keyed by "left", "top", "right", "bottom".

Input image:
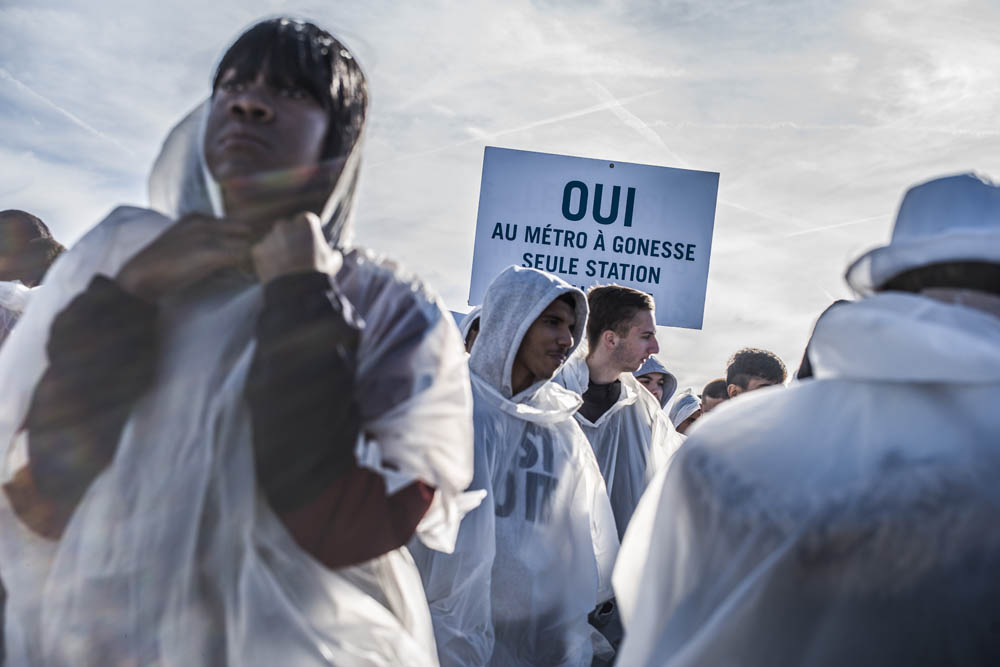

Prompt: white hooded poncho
[
  {"left": 557, "top": 350, "right": 683, "bottom": 540},
  {"left": 0, "top": 93, "right": 474, "bottom": 664},
  {"left": 421, "top": 265, "right": 619, "bottom": 667},
  {"left": 0, "top": 280, "right": 30, "bottom": 347},
  {"left": 613, "top": 292, "right": 1000, "bottom": 666}
]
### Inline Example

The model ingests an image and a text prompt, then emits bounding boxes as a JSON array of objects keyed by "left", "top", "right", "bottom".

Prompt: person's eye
[
  {"left": 277, "top": 86, "right": 308, "bottom": 100},
  {"left": 220, "top": 80, "right": 244, "bottom": 93}
]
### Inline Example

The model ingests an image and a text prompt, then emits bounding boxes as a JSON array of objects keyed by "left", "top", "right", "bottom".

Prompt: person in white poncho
[
  {"left": 613, "top": 173, "right": 1000, "bottom": 666},
  {"left": 556, "top": 286, "right": 683, "bottom": 541},
  {"left": 417, "top": 265, "right": 619, "bottom": 667},
  {"left": 0, "top": 18, "right": 474, "bottom": 666}
]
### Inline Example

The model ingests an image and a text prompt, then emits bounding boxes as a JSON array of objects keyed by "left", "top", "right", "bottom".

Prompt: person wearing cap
[
  {"left": 555, "top": 286, "right": 683, "bottom": 541},
  {"left": 612, "top": 173, "right": 1000, "bottom": 667},
  {"left": 632, "top": 355, "right": 678, "bottom": 409},
  {"left": 667, "top": 390, "right": 701, "bottom": 436}
]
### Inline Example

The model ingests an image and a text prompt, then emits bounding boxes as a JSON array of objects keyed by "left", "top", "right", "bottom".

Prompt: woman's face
[{"left": 203, "top": 68, "right": 329, "bottom": 184}]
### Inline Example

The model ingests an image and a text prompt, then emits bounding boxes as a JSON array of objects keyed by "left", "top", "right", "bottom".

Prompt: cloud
[{"left": 4, "top": 0, "right": 1000, "bottom": 388}]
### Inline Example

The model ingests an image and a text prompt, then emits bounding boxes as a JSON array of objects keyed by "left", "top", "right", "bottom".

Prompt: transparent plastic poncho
[
  {"left": 0, "top": 95, "right": 475, "bottom": 664},
  {"left": 0, "top": 280, "right": 30, "bottom": 346},
  {"left": 450, "top": 266, "right": 620, "bottom": 667},
  {"left": 613, "top": 292, "right": 1000, "bottom": 667},
  {"left": 557, "top": 351, "right": 684, "bottom": 540}
]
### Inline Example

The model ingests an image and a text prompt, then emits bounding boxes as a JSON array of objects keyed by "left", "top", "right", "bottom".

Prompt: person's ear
[
  {"left": 602, "top": 329, "right": 617, "bottom": 349},
  {"left": 727, "top": 383, "right": 742, "bottom": 399}
]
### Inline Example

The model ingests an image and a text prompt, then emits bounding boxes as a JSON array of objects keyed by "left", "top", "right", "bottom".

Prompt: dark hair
[
  {"left": 0, "top": 210, "right": 65, "bottom": 287},
  {"left": 880, "top": 261, "right": 1000, "bottom": 297},
  {"left": 726, "top": 347, "right": 787, "bottom": 388},
  {"left": 212, "top": 18, "right": 368, "bottom": 159},
  {"left": 556, "top": 293, "right": 577, "bottom": 310},
  {"left": 702, "top": 378, "right": 728, "bottom": 400},
  {"left": 585, "top": 285, "right": 654, "bottom": 349}
]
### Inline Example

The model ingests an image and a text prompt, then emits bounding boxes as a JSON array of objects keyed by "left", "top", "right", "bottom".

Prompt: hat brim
[{"left": 845, "top": 228, "right": 1000, "bottom": 296}]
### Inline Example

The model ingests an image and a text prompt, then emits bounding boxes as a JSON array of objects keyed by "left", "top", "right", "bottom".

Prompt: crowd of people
[{"left": 0, "top": 15, "right": 997, "bottom": 667}]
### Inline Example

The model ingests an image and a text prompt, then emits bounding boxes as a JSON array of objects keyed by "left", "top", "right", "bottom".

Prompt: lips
[{"left": 217, "top": 130, "right": 271, "bottom": 151}]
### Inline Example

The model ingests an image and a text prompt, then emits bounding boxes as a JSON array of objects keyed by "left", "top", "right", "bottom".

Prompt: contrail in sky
[
  {"left": 369, "top": 89, "right": 663, "bottom": 167},
  {"left": 0, "top": 67, "right": 134, "bottom": 156}
]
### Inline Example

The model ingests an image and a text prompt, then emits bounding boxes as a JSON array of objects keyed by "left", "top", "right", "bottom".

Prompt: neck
[
  {"left": 222, "top": 188, "right": 327, "bottom": 232},
  {"left": 509, "top": 361, "right": 536, "bottom": 396},
  {"left": 586, "top": 349, "right": 622, "bottom": 384}
]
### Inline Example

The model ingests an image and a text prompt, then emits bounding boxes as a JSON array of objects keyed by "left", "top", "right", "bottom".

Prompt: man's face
[
  {"left": 636, "top": 371, "right": 667, "bottom": 404},
  {"left": 701, "top": 394, "right": 725, "bottom": 414},
  {"left": 514, "top": 298, "right": 577, "bottom": 383},
  {"left": 727, "top": 376, "right": 779, "bottom": 398},
  {"left": 204, "top": 68, "right": 330, "bottom": 184},
  {"left": 610, "top": 309, "right": 659, "bottom": 373},
  {"left": 676, "top": 408, "right": 702, "bottom": 435}
]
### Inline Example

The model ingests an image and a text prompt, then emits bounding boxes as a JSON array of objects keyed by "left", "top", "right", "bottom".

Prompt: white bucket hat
[{"left": 845, "top": 173, "right": 1000, "bottom": 295}]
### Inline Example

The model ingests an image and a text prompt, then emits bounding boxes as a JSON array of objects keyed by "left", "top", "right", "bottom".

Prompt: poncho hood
[
  {"left": 667, "top": 389, "right": 700, "bottom": 427},
  {"left": 633, "top": 355, "right": 678, "bottom": 408},
  {"left": 810, "top": 292, "right": 1000, "bottom": 383},
  {"left": 148, "top": 92, "right": 363, "bottom": 249},
  {"left": 458, "top": 305, "right": 481, "bottom": 341},
  {"left": 469, "top": 266, "right": 587, "bottom": 401}
]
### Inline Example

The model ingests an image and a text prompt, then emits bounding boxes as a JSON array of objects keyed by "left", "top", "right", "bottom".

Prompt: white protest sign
[{"left": 469, "top": 147, "right": 719, "bottom": 329}]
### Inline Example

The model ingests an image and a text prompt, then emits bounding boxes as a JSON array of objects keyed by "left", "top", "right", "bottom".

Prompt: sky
[{"left": 3, "top": 0, "right": 1000, "bottom": 390}]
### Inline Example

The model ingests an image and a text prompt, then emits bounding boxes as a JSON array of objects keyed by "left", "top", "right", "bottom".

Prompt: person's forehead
[
  {"left": 627, "top": 308, "right": 655, "bottom": 332},
  {"left": 747, "top": 376, "right": 778, "bottom": 388},
  {"left": 639, "top": 372, "right": 666, "bottom": 383},
  {"left": 540, "top": 298, "right": 575, "bottom": 320}
]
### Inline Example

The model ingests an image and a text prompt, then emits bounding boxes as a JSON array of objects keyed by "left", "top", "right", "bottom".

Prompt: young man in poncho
[
  {"left": 0, "top": 18, "right": 474, "bottom": 666},
  {"left": 415, "top": 266, "right": 619, "bottom": 666}
]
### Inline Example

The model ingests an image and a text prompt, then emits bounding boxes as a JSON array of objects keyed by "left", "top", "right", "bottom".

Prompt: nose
[
  {"left": 557, "top": 326, "right": 574, "bottom": 349},
  {"left": 650, "top": 337, "right": 660, "bottom": 355},
  {"left": 229, "top": 89, "right": 274, "bottom": 123}
]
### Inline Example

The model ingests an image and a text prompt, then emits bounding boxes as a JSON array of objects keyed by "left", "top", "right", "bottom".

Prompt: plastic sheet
[
  {"left": 0, "top": 280, "right": 30, "bottom": 346},
  {"left": 557, "top": 352, "right": 683, "bottom": 540},
  {"left": 436, "top": 265, "right": 620, "bottom": 667},
  {"left": 614, "top": 292, "right": 1000, "bottom": 666},
  {"left": 0, "top": 67, "right": 474, "bottom": 667}
]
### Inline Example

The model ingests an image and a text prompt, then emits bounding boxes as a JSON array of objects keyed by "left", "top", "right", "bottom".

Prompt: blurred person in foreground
[
  {"left": 699, "top": 377, "right": 727, "bottom": 414},
  {"left": 612, "top": 173, "right": 1000, "bottom": 666},
  {"left": 667, "top": 390, "right": 701, "bottom": 436},
  {"left": 632, "top": 355, "right": 678, "bottom": 409},
  {"left": 556, "top": 286, "right": 682, "bottom": 541},
  {"left": 0, "top": 18, "right": 475, "bottom": 666},
  {"left": 413, "top": 265, "right": 618, "bottom": 666},
  {"left": 0, "top": 210, "right": 65, "bottom": 288},
  {"left": 725, "top": 347, "right": 787, "bottom": 398}
]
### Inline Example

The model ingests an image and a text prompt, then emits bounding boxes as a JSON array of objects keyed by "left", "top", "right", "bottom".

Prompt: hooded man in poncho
[
  {"left": 556, "top": 285, "right": 683, "bottom": 541},
  {"left": 613, "top": 173, "right": 1000, "bottom": 666},
  {"left": 0, "top": 18, "right": 474, "bottom": 666},
  {"left": 416, "top": 265, "right": 619, "bottom": 667}
]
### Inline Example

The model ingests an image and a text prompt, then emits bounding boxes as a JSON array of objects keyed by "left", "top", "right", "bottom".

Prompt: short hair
[
  {"left": 726, "top": 348, "right": 787, "bottom": 388},
  {"left": 881, "top": 261, "right": 1000, "bottom": 297},
  {"left": 585, "top": 285, "right": 654, "bottom": 349},
  {"left": 0, "top": 210, "right": 65, "bottom": 286},
  {"left": 702, "top": 378, "right": 728, "bottom": 400},
  {"left": 212, "top": 18, "right": 368, "bottom": 159}
]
